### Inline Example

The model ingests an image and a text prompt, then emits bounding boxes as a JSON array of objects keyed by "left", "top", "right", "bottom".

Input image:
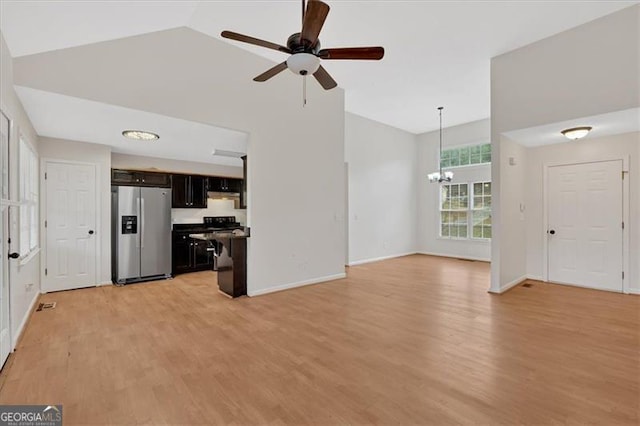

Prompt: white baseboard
[
  {"left": 418, "top": 251, "right": 490, "bottom": 263},
  {"left": 348, "top": 252, "right": 417, "bottom": 266},
  {"left": 12, "top": 291, "right": 40, "bottom": 350},
  {"left": 489, "top": 275, "right": 526, "bottom": 294},
  {"left": 248, "top": 273, "right": 347, "bottom": 297},
  {"left": 97, "top": 281, "right": 113, "bottom": 287},
  {"left": 626, "top": 288, "right": 640, "bottom": 295},
  {"left": 526, "top": 275, "right": 545, "bottom": 281}
]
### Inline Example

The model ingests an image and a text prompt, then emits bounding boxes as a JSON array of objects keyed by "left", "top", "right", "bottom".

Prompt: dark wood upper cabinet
[
  {"left": 208, "top": 176, "right": 242, "bottom": 193},
  {"left": 240, "top": 156, "right": 247, "bottom": 209},
  {"left": 171, "top": 174, "right": 208, "bottom": 208},
  {"left": 111, "top": 169, "right": 171, "bottom": 187},
  {"left": 171, "top": 174, "right": 189, "bottom": 207},
  {"left": 190, "top": 175, "right": 208, "bottom": 208}
]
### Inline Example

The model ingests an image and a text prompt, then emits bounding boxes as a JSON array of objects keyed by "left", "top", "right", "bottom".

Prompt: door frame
[
  {"left": 40, "top": 158, "right": 102, "bottom": 292},
  {"left": 542, "top": 156, "right": 630, "bottom": 293},
  {"left": 1, "top": 107, "right": 13, "bottom": 365}
]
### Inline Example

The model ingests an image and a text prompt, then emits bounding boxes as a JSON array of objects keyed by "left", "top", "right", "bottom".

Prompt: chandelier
[{"left": 428, "top": 106, "right": 453, "bottom": 183}]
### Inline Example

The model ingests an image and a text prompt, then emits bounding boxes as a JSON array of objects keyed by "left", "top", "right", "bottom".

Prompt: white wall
[
  {"left": 524, "top": 132, "right": 640, "bottom": 293},
  {"left": 345, "top": 112, "right": 418, "bottom": 264},
  {"left": 417, "top": 118, "right": 491, "bottom": 261},
  {"left": 490, "top": 5, "right": 640, "bottom": 292},
  {"left": 1, "top": 31, "right": 41, "bottom": 348},
  {"left": 496, "top": 136, "right": 527, "bottom": 291},
  {"left": 13, "top": 28, "right": 347, "bottom": 295},
  {"left": 38, "top": 137, "right": 112, "bottom": 285}
]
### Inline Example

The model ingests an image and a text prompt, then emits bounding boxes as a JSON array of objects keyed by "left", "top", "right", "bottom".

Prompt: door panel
[
  {"left": 140, "top": 187, "right": 171, "bottom": 277},
  {"left": 45, "top": 162, "right": 97, "bottom": 292},
  {"left": 115, "top": 186, "right": 141, "bottom": 281},
  {"left": 548, "top": 160, "right": 622, "bottom": 292}
]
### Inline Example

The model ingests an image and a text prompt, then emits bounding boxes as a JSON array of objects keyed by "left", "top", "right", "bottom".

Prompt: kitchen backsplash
[{"left": 172, "top": 198, "right": 247, "bottom": 225}]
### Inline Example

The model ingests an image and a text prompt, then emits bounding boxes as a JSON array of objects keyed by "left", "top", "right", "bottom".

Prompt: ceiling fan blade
[
  {"left": 318, "top": 47, "right": 385, "bottom": 60},
  {"left": 221, "top": 30, "right": 291, "bottom": 54},
  {"left": 313, "top": 65, "right": 337, "bottom": 90},
  {"left": 253, "top": 62, "right": 288, "bottom": 82},
  {"left": 300, "top": 0, "right": 330, "bottom": 46}
]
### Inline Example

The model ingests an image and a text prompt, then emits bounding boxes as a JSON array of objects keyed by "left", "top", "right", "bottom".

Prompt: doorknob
[
  {"left": 88, "top": 230, "right": 95, "bottom": 235},
  {"left": 548, "top": 229, "right": 556, "bottom": 235},
  {"left": 8, "top": 252, "right": 19, "bottom": 259}
]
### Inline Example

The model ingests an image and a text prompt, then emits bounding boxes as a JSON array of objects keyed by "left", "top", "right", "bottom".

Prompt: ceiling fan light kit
[
  {"left": 220, "top": 0, "right": 385, "bottom": 94},
  {"left": 287, "top": 53, "right": 320, "bottom": 75}
]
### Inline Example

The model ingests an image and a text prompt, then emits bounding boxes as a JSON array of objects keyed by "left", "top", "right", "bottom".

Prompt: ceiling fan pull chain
[{"left": 303, "top": 75, "right": 307, "bottom": 107}]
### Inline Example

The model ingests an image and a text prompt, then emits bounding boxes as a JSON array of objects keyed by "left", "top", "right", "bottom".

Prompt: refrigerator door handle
[
  {"left": 136, "top": 197, "right": 141, "bottom": 248},
  {"left": 140, "top": 197, "right": 145, "bottom": 248}
]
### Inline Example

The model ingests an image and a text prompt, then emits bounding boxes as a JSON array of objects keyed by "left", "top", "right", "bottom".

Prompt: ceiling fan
[{"left": 221, "top": 0, "right": 385, "bottom": 91}]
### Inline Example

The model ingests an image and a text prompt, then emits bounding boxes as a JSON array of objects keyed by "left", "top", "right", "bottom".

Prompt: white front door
[
  {"left": 0, "top": 111, "right": 10, "bottom": 368},
  {"left": 43, "top": 161, "right": 97, "bottom": 292},
  {"left": 548, "top": 160, "right": 623, "bottom": 292}
]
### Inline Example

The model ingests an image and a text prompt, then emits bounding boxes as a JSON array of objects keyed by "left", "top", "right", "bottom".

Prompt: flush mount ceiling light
[
  {"left": 561, "top": 126, "right": 592, "bottom": 140},
  {"left": 428, "top": 107, "right": 454, "bottom": 184},
  {"left": 122, "top": 130, "right": 159, "bottom": 141}
]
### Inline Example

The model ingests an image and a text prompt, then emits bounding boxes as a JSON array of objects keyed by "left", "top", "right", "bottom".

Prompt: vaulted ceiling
[{"left": 1, "top": 0, "right": 636, "bottom": 145}]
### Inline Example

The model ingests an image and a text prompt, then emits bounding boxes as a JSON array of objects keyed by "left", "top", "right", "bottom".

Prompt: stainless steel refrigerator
[{"left": 111, "top": 186, "right": 172, "bottom": 284}]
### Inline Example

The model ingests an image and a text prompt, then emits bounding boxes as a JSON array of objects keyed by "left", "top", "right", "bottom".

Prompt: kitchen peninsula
[{"left": 190, "top": 228, "right": 250, "bottom": 298}]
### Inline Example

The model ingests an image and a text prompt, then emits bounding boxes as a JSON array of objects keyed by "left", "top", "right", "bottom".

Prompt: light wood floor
[{"left": 1, "top": 255, "right": 639, "bottom": 425}]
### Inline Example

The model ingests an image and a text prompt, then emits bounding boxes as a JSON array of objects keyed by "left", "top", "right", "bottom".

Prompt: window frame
[
  {"left": 18, "top": 134, "right": 39, "bottom": 259},
  {"left": 439, "top": 180, "right": 491, "bottom": 241},
  {"left": 440, "top": 143, "right": 492, "bottom": 169}
]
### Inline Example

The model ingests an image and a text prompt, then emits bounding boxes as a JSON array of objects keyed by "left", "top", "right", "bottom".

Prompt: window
[
  {"left": 440, "top": 183, "right": 468, "bottom": 238},
  {"left": 472, "top": 182, "right": 492, "bottom": 239},
  {"left": 19, "top": 137, "right": 38, "bottom": 256},
  {"left": 440, "top": 181, "right": 491, "bottom": 240},
  {"left": 440, "top": 143, "right": 491, "bottom": 168}
]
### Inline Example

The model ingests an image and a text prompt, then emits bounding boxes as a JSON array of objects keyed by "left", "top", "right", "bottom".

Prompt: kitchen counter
[
  {"left": 189, "top": 227, "right": 250, "bottom": 241},
  {"left": 189, "top": 228, "right": 249, "bottom": 298}
]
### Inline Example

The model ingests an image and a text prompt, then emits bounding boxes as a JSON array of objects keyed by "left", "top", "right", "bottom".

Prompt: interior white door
[
  {"left": 44, "top": 161, "right": 97, "bottom": 292},
  {"left": 0, "top": 111, "right": 10, "bottom": 368},
  {"left": 548, "top": 160, "right": 623, "bottom": 292}
]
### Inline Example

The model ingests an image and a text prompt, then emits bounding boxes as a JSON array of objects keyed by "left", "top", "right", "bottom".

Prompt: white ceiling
[
  {"left": 1, "top": 0, "right": 637, "bottom": 134},
  {"left": 15, "top": 86, "right": 248, "bottom": 166},
  {"left": 503, "top": 108, "right": 640, "bottom": 147}
]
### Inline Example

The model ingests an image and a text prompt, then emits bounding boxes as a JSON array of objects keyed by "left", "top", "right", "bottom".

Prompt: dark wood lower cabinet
[{"left": 172, "top": 233, "right": 213, "bottom": 275}]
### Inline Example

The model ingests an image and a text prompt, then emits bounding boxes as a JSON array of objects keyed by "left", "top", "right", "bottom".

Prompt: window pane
[
  {"left": 441, "top": 224, "right": 449, "bottom": 237},
  {"left": 450, "top": 149, "right": 460, "bottom": 167},
  {"left": 483, "top": 226, "right": 492, "bottom": 239},
  {"left": 451, "top": 185, "right": 459, "bottom": 197},
  {"left": 484, "top": 182, "right": 491, "bottom": 195},
  {"left": 473, "top": 182, "right": 482, "bottom": 195},
  {"left": 473, "top": 226, "right": 482, "bottom": 238},
  {"left": 474, "top": 196, "right": 483, "bottom": 209},
  {"left": 460, "top": 147, "right": 470, "bottom": 165},
  {"left": 459, "top": 184, "right": 468, "bottom": 196},
  {"left": 481, "top": 152, "right": 491, "bottom": 163},
  {"left": 457, "top": 225, "right": 467, "bottom": 238},
  {"left": 484, "top": 196, "right": 492, "bottom": 208},
  {"left": 470, "top": 154, "right": 482, "bottom": 164}
]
